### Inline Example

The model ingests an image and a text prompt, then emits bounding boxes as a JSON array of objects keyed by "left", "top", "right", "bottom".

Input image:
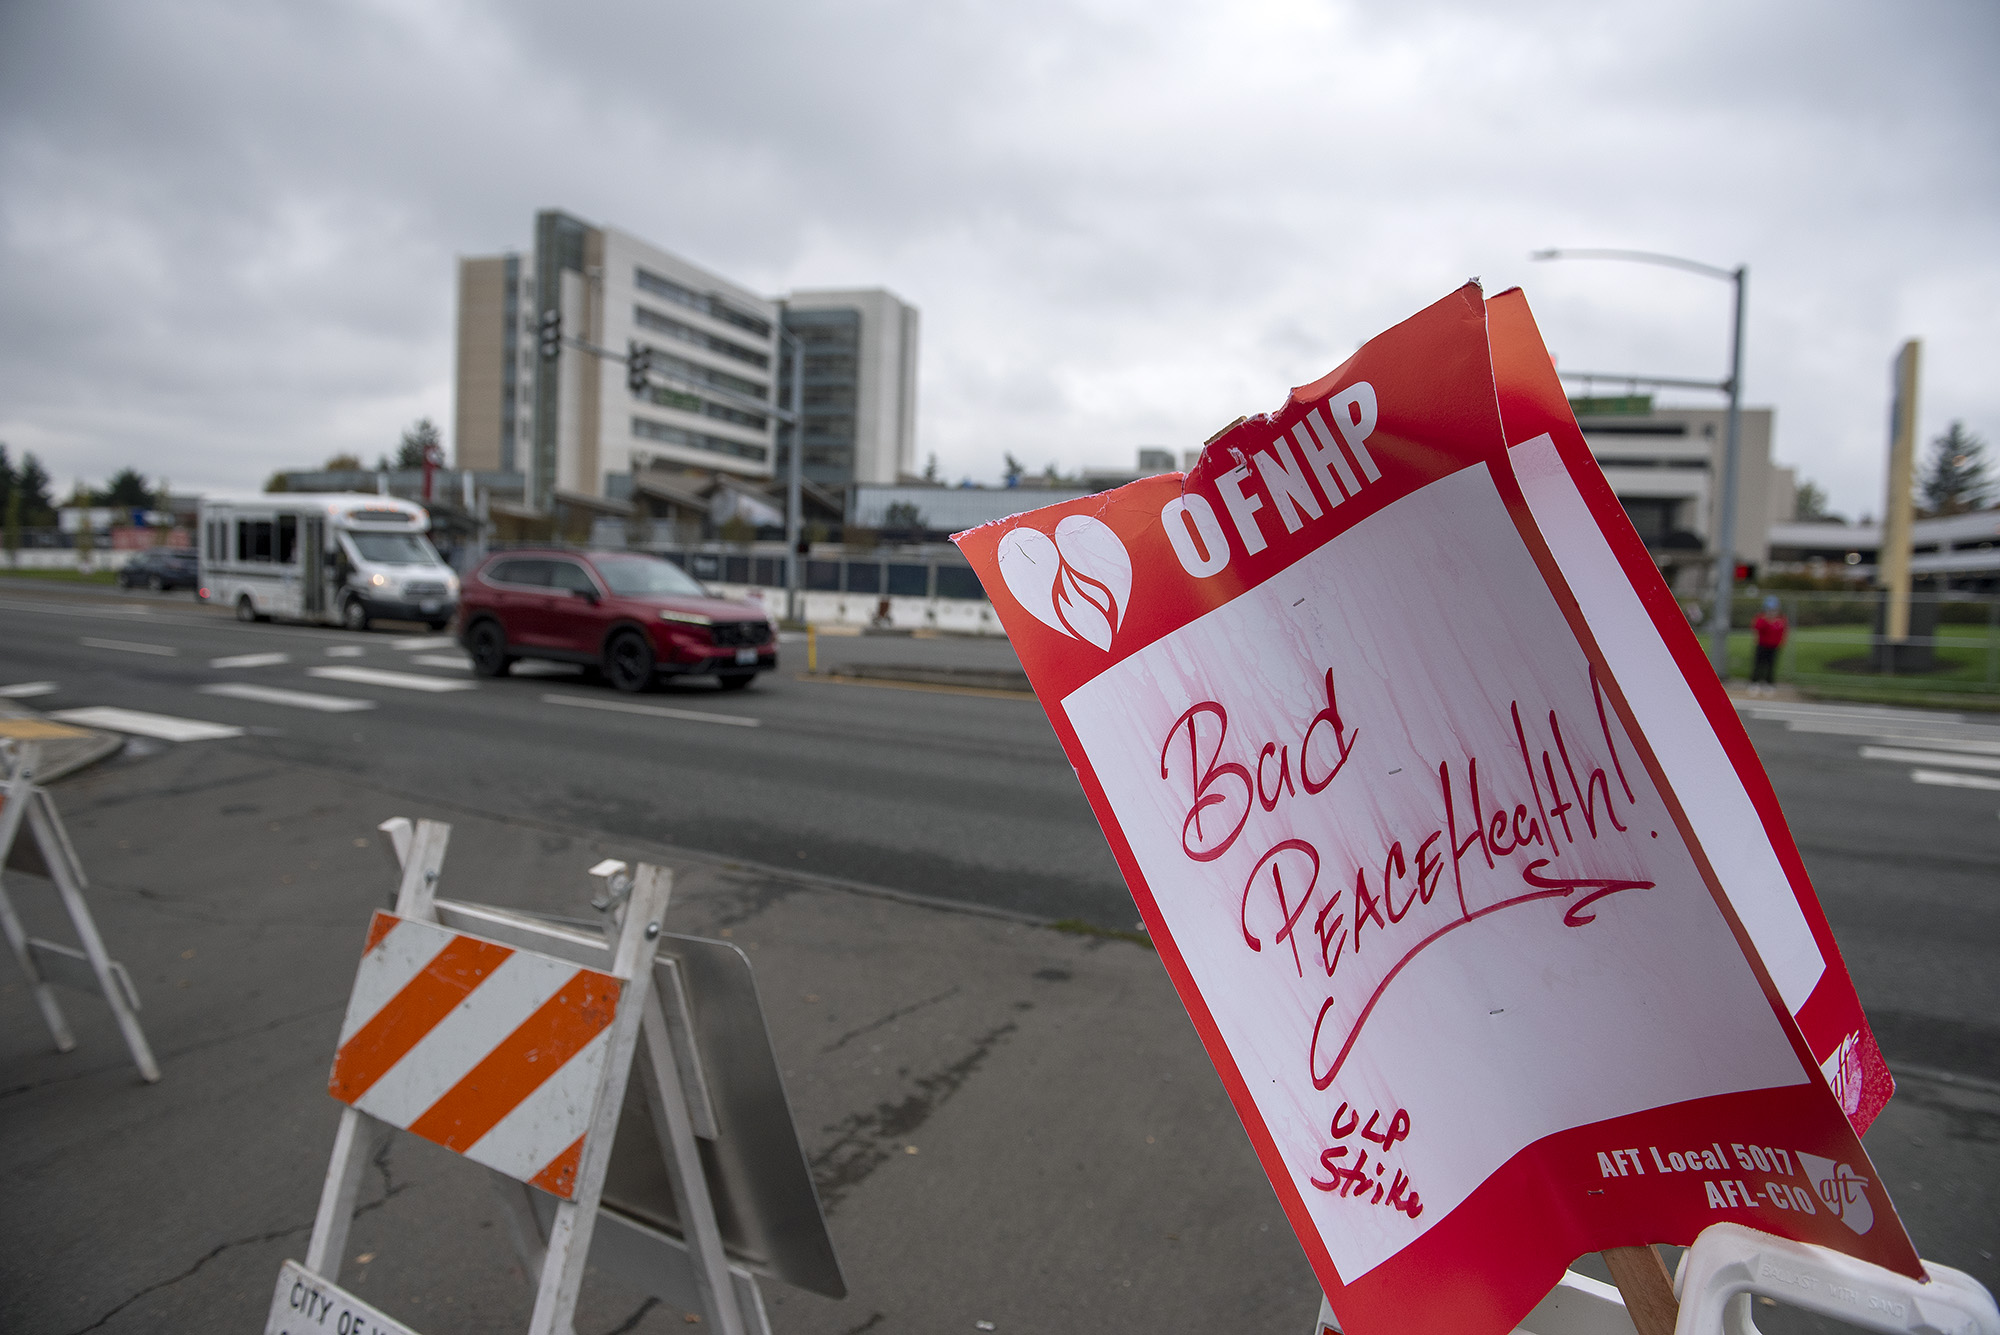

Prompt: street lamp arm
[{"left": 1531, "top": 248, "right": 1740, "bottom": 284}]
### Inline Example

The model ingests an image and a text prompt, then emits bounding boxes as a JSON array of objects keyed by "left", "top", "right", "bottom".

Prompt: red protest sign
[{"left": 955, "top": 286, "right": 1917, "bottom": 1335}]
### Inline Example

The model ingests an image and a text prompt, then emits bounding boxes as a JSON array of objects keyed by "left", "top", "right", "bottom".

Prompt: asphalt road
[
  {"left": 0, "top": 579, "right": 1129, "bottom": 925},
  {"left": 1, "top": 577, "right": 1993, "bottom": 1084},
  {"left": 0, "top": 578, "right": 1994, "bottom": 1333}
]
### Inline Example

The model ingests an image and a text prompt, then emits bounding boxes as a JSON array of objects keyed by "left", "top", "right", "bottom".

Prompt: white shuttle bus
[{"left": 197, "top": 493, "right": 460, "bottom": 631}]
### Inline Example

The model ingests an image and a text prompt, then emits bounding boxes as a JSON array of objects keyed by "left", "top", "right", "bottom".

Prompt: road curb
[{"left": 0, "top": 701, "right": 124, "bottom": 782}]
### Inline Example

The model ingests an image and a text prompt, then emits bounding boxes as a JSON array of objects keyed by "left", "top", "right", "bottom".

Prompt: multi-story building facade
[
  {"left": 1571, "top": 398, "right": 1784, "bottom": 591},
  {"left": 777, "top": 289, "right": 921, "bottom": 491},
  {"left": 455, "top": 214, "right": 920, "bottom": 527},
  {"left": 455, "top": 211, "right": 783, "bottom": 512}
]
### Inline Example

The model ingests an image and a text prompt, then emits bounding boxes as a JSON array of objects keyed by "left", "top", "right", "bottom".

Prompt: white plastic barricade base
[
  {"left": 0, "top": 726, "right": 159, "bottom": 1083},
  {"left": 1674, "top": 1223, "right": 1999, "bottom": 1335},
  {"left": 1314, "top": 1226, "right": 2000, "bottom": 1335}
]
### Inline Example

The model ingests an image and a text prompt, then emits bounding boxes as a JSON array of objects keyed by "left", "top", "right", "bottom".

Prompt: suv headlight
[{"left": 659, "top": 610, "right": 712, "bottom": 625}]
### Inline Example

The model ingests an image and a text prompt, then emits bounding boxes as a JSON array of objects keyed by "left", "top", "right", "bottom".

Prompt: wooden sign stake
[{"left": 1601, "top": 1244, "right": 1678, "bottom": 1335}]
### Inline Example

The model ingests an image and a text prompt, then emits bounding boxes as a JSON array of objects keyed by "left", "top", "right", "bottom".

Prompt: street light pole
[
  {"left": 780, "top": 313, "right": 804, "bottom": 625},
  {"left": 1531, "top": 248, "right": 1749, "bottom": 678},
  {"left": 1714, "top": 265, "right": 1747, "bottom": 677}
]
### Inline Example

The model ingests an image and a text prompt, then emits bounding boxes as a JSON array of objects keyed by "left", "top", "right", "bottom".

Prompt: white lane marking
[
  {"left": 1738, "top": 700, "right": 1966, "bottom": 724},
  {"left": 1787, "top": 721, "right": 2000, "bottom": 753},
  {"left": 392, "top": 635, "right": 458, "bottom": 650},
  {"left": 0, "top": 598, "right": 151, "bottom": 618},
  {"left": 541, "top": 693, "right": 759, "bottom": 728},
  {"left": 1912, "top": 769, "right": 2000, "bottom": 791},
  {"left": 309, "top": 666, "right": 477, "bottom": 693},
  {"left": 210, "top": 652, "right": 291, "bottom": 669},
  {"left": 0, "top": 682, "right": 58, "bottom": 698},
  {"left": 325, "top": 645, "right": 367, "bottom": 658},
  {"left": 200, "top": 683, "right": 377, "bottom": 713},
  {"left": 1859, "top": 745, "right": 2000, "bottom": 772},
  {"left": 49, "top": 706, "right": 243, "bottom": 741},
  {"left": 410, "top": 654, "right": 472, "bottom": 670},
  {"left": 81, "top": 636, "right": 177, "bottom": 656}
]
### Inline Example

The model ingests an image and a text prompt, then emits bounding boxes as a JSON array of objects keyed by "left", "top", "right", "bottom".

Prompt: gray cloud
[{"left": 2, "top": 0, "right": 1995, "bottom": 514}]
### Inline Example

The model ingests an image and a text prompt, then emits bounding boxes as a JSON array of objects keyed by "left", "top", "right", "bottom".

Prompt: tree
[
  {"left": 2, "top": 446, "right": 18, "bottom": 564},
  {"left": 1793, "top": 479, "right": 1832, "bottom": 521},
  {"left": 14, "top": 453, "right": 55, "bottom": 526},
  {"left": 923, "top": 453, "right": 939, "bottom": 483},
  {"left": 883, "top": 501, "right": 925, "bottom": 530},
  {"left": 1003, "top": 453, "right": 1024, "bottom": 486},
  {"left": 324, "top": 452, "right": 363, "bottom": 471},
  {"left": 396, "top": 418, "right": 443, "bottom": 470},
  {"left": 96, "top": 467, "right": 152, "bottom": 509},
  {"left": 1919, "top": 421, "right": 1991, "bottom": 516}
]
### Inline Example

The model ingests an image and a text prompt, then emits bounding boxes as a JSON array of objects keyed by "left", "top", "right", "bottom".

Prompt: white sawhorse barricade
[
  {"left": 269, "top": 817, "right": 844, "bottom": 1335},
  {"left": 1315, "top": 1225, "right": 1998, "bottom": 1335},
  {"left": 0, "top": 719, "right": 159, "bottom": 1083}
]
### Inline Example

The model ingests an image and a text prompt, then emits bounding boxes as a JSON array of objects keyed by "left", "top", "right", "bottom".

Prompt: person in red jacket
[{"left": 1751, "top": 595, "right": 1787, "bottom": 695}]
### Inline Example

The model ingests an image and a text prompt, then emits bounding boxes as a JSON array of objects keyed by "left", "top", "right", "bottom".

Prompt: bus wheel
[
  {"left": 340, "top": 596, "right": 371, "bottom": 632},
  {"left": 236, "top": 595, "right": 263, "bottom": 623}
]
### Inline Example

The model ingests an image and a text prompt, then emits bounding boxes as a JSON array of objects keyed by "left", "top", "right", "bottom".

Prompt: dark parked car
[
  {"left": 455, "top": 549, "right": 776, "bottom": 692},
  {"left": 118, "top": 547, "right": 199, "bottom": 592}
]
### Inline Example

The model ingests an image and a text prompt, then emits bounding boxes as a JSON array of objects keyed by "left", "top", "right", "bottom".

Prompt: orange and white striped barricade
[
  {"left": 270, "top": 818, "right": 671, "bottom": 1335},
  {"left": 433, "top": 876, "right": 846, "bottom": 1332},
  {"left": 0, "top": 720, "right": 159, "bottom": 1083}
]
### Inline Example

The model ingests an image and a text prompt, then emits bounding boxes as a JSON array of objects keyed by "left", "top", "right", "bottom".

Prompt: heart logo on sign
[{"left": 996, "top": 515, "right": 1133, "bottom": 650}]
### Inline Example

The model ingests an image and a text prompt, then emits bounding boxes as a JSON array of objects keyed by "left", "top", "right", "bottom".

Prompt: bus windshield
[{"left": 347, "top": 532, "right": 441, "bottom": 566}]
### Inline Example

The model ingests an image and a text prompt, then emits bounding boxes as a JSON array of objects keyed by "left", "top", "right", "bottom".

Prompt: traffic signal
[
  {"left": 538, "top": 309, "right": 562, "bottom": 360},
  {"left": 627, "top": 341, "right": 652, "bottom": 394}
]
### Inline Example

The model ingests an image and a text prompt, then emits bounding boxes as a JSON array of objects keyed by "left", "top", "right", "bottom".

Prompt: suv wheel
[
  {"left": 469, "top": 620, "right": 513, "bottom": 677},
  {"left": 603, "top": 630, "right": 655, "bottom": 693},
  {"left": 340, "top": 596, "right": 370, "bottom": 632},
  {"left": 147, "top": 574, "right": 164, "bottom": 592}
]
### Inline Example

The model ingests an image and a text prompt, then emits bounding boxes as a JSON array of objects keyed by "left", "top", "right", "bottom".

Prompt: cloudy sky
[{"left": 2, "top": 0, "right": 1995, "bottom": 517}]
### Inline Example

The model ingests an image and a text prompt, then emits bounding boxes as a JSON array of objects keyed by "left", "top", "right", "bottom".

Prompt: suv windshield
[
  {"left": 593, "top": 555, "right": 708, "bottom": 599},
  {"left": 347, "top": 532, "right": 441, "bottom": 565}
]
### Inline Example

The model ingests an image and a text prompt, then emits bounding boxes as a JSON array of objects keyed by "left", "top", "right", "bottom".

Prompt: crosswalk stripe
[
  {"left": 0, "top": 682, "right": 58, "bottom": 698},
  {"left": 392, "top": 635, "right": 459, "bottom": 650},
  {"left": 49, "top": 706, "right": 243, "bottom": 741},
  {"left": 81, "top": 637, "right": 177, "bottom": 656},
  {"left": 410, "top": 654, "right": 471, "bottom": 670},
  {"left": 1859, "top": 745, "right": 2000, "bottom": 772},
  {"left": 209, "top": 652, "right": 291, "bottom": 669},
  {"left": 541, "top": 692, "right": 759, "bottom": 728},
  {"left": 1912, "top": 769, "right": 2000, "bottom": 791},
  {"left": 200, "top": 683, "right": 377, "bottom": 713},
  {"left": 324, "top": 645, "right": 367, "bottom": 658},
  {"left": 309, "top": 666, "right": 477, "bottom": 693}
]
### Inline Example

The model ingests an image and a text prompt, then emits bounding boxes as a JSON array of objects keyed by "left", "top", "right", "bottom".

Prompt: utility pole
[
  {"left": 782, "top": 312, "right": 804, "bottom": 625},
  {"left": 1532, "top": 248, "right": 1749, "bottom": 677}
]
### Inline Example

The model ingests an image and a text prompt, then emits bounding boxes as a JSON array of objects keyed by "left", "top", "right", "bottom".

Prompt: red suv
[{"left": 456, "top": 550, "right": 776, "bottom": 691}]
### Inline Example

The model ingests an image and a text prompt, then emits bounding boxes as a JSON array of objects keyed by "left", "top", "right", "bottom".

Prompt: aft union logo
[{"left": 996, "top": 514, "right": 1133, "bottom": 650}]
